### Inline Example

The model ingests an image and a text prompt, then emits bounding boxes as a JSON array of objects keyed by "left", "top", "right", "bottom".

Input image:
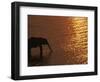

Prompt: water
[{"left": 28, "top": 15, "right": 88, "bottom": 66}]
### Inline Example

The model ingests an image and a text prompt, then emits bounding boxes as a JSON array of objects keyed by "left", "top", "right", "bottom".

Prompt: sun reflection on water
[{"left": 62, "top": 17, "right": 88, "bottom": 64}]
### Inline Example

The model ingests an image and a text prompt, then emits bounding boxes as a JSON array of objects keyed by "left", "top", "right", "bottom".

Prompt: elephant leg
[{"left": 40, "top": 45, "right": 43, "bottom": 59}]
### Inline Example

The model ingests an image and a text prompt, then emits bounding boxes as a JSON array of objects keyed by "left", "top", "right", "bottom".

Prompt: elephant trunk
[{"left": 46, "top": 41, "right": 53, "bottom": 52}]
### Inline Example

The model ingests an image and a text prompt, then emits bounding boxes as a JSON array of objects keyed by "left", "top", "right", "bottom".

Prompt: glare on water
[{"left": 62, "top": 17, "right": 88, "bottom": 64}]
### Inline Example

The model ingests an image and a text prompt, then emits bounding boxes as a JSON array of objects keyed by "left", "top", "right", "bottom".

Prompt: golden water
[
  {"left": 28, "top": 16, "right": 88, "bottom": 65},
  {"left": 62, "top": 17, "right": 88, "bottom": 64}
]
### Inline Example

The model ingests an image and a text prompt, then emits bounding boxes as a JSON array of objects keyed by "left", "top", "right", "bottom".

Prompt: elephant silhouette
[{"left": 28, "top": 37, "right": 52, "bottom": 64}]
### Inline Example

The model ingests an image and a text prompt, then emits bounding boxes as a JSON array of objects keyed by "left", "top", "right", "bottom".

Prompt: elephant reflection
[{"left": 28, "top": 37, "right": 52, "bottom": 63}]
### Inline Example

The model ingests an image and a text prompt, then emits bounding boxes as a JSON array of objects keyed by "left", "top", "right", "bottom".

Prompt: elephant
[{"left": 28, "top": 37, "right": 52, "bottom": 64}]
